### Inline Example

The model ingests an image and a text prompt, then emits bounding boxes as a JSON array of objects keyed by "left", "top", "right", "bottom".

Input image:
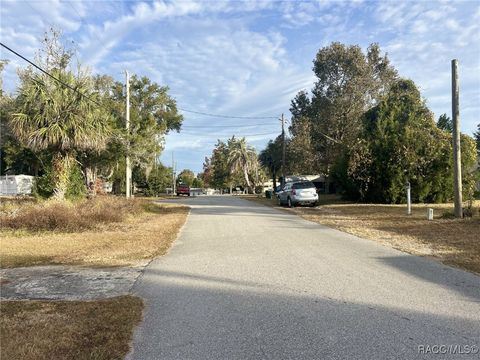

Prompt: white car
[{"left": 277, "top": 181, "right": 318, "bottom": 207}]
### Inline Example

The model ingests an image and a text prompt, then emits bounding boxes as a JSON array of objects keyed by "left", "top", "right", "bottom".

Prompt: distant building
[{"left": 0, "top": 175, "right": 34, "bottom": 196}]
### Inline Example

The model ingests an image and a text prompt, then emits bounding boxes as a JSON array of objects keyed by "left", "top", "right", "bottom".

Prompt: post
[
  {"left": 125, "top": 70, "right": 131, "bottom": 198},
  {"left": 451, "top": 59, "right": 462, "bottom": 218},
  {"left": 174, "top": 162, "right": 177, "bottom": 193},
  {"left": 172, "top": 152, "right": 174, "bottom": 195},
  {"left": 406, "top": 181, "right": 411, "bottom": 215},
  {"left": 281, "top": 113, "right": 286, "bottom": 187}
]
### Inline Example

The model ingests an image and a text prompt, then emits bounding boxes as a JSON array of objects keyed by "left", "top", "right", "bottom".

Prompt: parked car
[
  {"left": 176, "top": 184, "right": 191, "bottom": 196},
  {"left": 277, "top": 181, "right": 318, "bottom": 207}
]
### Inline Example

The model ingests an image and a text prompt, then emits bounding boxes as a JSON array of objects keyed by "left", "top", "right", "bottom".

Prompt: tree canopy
[{"left": 1, "top": 28, "right": 183, "bottom": 199}]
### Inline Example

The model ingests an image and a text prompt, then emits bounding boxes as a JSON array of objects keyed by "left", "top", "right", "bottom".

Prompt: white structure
[{"left": 0, "top": 175, "right": 34, "bottom": 196}]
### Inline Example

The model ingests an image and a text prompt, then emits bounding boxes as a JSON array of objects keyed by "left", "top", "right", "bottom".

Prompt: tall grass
[{"left": 0, "top": 196, "right": 144, "bottom": 232}]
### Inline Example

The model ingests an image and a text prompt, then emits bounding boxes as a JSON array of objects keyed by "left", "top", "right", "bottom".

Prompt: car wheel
[{"left": 311, "top": 201, "right": 318, "bottom": 207}]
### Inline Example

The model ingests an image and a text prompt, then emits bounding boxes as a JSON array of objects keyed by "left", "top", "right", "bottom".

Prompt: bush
[
  {"left": 32, "top": 161, "right": 86, "bottom": 200},
  {"left": 65, "top": 162, "right": 86, "bottom": 201},
  {"left": 32, "top": 169, "right": 55, "bottom": 199},
  {"left": 440, "top": 210, "right": 455, "bottom": 219},
  {"left": 0, "top": 197, "right": 144, "bottom": 232}
]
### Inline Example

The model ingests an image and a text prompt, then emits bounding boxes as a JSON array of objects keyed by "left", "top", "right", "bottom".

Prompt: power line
[
  {"left": 177, "top": 107, "right": 278, "bottom": 119},
  {"left": 0, "top": 42, "right": 101, "bottom": 106},
  {"left": 1, "top": 42, "right": 281, "bottom": 133},
  {"left": 177, "top": 131, "right": 279, "bottom": 137},
  {"left": 182, "top": 123, "right": 275, "bottom": 129},
  {"left": 5, "top": 3, "right": 281, "bottom": 123}
]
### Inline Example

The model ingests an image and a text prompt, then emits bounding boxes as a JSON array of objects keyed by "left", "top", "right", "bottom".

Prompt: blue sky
[{"left": 1, "top": 0, "right": 479, "bottom": 174}]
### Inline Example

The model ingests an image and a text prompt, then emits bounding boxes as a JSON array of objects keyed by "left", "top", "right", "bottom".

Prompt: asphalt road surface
[{"left": 128, "top": 196, "right": 480, "bottom": 360}]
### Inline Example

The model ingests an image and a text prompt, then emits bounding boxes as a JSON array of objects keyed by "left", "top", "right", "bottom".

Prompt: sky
[{"left": 1, "top": 0, "right": 479, "bottom": 174}]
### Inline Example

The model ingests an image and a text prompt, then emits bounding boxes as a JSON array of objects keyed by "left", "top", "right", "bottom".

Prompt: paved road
[{"left": 129, "top": 196, "right": 480, "bottom": 360}]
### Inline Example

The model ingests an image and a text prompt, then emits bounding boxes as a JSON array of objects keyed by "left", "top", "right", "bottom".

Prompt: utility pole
[
  {"left": 172, "top": 152, "right": 176, "bottom": 195},
  {"left": 281, "top": 113, "right": 286, "bottom": 187},
  {"left": 406, "top": 181, "right": 411, "bottom": 215},
  {"left": 452, "top": 59, "right": 463, "bottom": 218},
  {"left": 125, "top": 70, "right": 131, "bottom": 199}
]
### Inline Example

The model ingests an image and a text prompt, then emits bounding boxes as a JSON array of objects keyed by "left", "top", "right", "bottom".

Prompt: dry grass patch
[
  {"left": 0, "top": 201, "right": 189, "bottom": 268},
  {"left": 0, "top": 295, "right": 143, "bottom": 360},
  {"left": 245, "top": 196, "right": 480, "bottom": 274},
  {"left": 0, "top": 197, "right": 143, "bottom": 232}
]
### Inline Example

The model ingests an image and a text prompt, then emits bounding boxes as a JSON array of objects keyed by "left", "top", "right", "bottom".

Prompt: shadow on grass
[
  {"left": 377, "top": 255, "right": 480, "bottom": 301},
  {"left": 374, "top": 220, "right": 480, "bottom": 273},
  {"left": 0, "top": 254, "right": 59, "bottom": 269}
]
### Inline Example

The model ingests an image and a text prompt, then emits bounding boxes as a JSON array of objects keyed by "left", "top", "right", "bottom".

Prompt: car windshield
[{"left": 293, "top": 181, "right": 315, "bottom": 189}]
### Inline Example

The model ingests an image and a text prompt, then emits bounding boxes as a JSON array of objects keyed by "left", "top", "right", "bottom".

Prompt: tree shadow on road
[{"left": 131, "top": 271, "right": 480, "bottom": 360}]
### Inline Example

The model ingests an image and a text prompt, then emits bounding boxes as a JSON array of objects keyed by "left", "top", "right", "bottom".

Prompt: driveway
[{"left": 128, "top": 196, "right": 480, "bottom": 360}]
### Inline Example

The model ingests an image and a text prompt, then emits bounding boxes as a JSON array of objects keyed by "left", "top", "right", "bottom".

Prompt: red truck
[{"left": 176, "top": 184, "right": 190, "bottom": 196}]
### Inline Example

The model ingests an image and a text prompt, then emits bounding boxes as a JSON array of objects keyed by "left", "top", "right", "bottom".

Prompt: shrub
[
  {"left": 440, "top": 211, "right": 455, "bottom": 219},
  {"left": 65, "top": 162, "right": 86, "bottom": 201},
  {"left": 32, "top": 169, "right": 55, "bottom": 199},
  {"left": 32, "top": 160, "right": 86, "bottom": 200},
  {"left": 0, "top": 197, "right": 144, "bottom": 232}
]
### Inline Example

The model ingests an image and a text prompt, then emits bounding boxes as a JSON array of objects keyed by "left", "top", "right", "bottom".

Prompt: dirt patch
[
  {"left": 245, "top": 196, "right": 480, "bottom": 274},
  {"left": 0, "top": 295, "right": 143, "bottom": 360}
]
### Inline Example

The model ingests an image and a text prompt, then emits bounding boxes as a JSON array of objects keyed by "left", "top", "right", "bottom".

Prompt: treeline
[
  {"left": 260, "top": 42, "right": 479, "bottom": 203},
  {"left": 0, "top": 29, "right": 182, "bottom": 199},
  {"left": 201, "top": 136, "right": 266, "bottom": 193}
]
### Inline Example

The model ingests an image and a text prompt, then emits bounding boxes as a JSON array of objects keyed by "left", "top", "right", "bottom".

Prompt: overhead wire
[
  {"left": 177, "top": 107, "right": 279, "bottom": 119},
  {"left": 1, "top": 41, "right": 281, "bottom": 132},
  {"left": 177, "top": 131, "right": 279, "bottom": 137},
  {"left": 0, "top": 42, "right": 102, "bottom": 106},
  {"left": 182, "top": 123, "right": 276, "bottom": 129},
  {"left": 4, "top": 1, "right": 282, "bottom": 141}
]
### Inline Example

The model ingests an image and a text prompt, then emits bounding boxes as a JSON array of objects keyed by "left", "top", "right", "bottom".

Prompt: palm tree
[
  {"left": 227, "top": 136, "right": 258, "bottom": 193},
  {"left": 12, "top": 68, "right": 111, "bottom": 199}
]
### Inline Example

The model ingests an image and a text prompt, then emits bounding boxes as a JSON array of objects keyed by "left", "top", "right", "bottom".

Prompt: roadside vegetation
[
  {"left": 0, "top": 197, "right": 189, "bottom": 268},
  {"left": 0, "top": 196, "right": 142, "bottom": 232},
  {"left": 0, "top": 295, "right": 143, "bottom": 360},
  {"left": 257, "top": 43, "right": 478, "bottom": 206},
  {"left": 246, "top": 195, "right": 480, "bottom": 274}
]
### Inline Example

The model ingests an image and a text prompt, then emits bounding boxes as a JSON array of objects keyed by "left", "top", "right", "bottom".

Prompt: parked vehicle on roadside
[
  {"left": 176, "top": 184, "right": 191, "bottom": 196},
  {"left": 277, "top": 181, "right": 318, "bottom": 207}
]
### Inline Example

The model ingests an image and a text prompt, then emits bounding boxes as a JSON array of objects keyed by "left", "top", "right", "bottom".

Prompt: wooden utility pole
[
  {"left": 172, "top": 152, "right": 176, "bottom": 195},
  {"left": 451, "top": 59, "right": 462, "bottom": 218},
  {"left": 125, "top": 70, "right": 132, "bottom": 198},
  {"left": 406, "top": 181, "right": 412, "bottom": 215},
  {"left": 281, "top": 113, "right": 286, "bottom": 187}
]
